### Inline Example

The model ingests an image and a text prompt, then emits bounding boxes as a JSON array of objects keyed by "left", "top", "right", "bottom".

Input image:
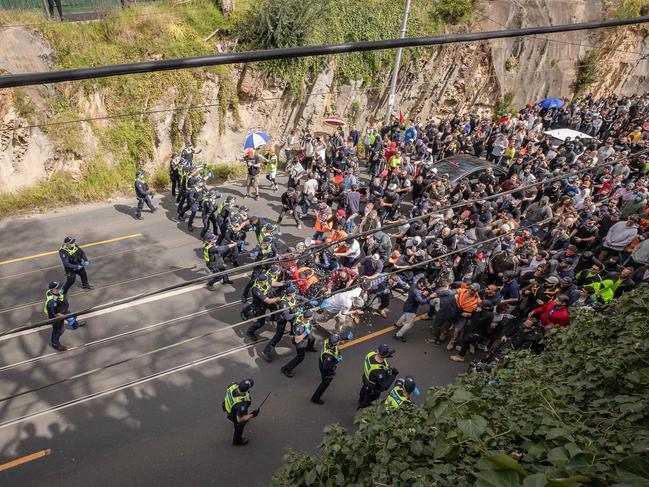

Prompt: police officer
[
  {"left": 176, "top": 163, "right": 191, "bottom": 211},
  {"left": 357, "top": 344, "right": 398, "bottom": 409},
  {"left": 200, "top": 190, "right": 221, "bottom": 239},
  {"left": 216, "top": 195, "right": 236, "bottom": 244},
  {"left": 310, "top": 333, "right": 342, "bottom": 404},
  {"left": 222, "top": 211, "right": 249, "bottom": 267},
  {"left": 223, "top": 378, "right": 258, "bottom": 446},
  {"left": 44, "top": 281, "right": 86, "bottom": 351},
  {"left": 261, "top": 286, "right": 298, "bottom": 362},
  {"left": 169, "top": 152, "right": 182, "bottom": 197},
  {"left": 280, "top": 310, "right": 317, "bottom": 378},
  {"left": 181, "top": 140, "right": 201, "bottom": 164},
  {"left": 59, "top": 236, "right": 93, "bottom": 294},
  {"left": 182, "top": 176, "right": 205, "bottom": 232},
  {"left": 203, "top": 233, "right": 237, "bottom": 287},
  {"left": 245, "top": 274, "right": 279, "bottom": 339},
  {"left": 134, "top": 170, "right": 156, "bottom": 220},
  {"left": 384, "top": 376, "right": 418, "bottom": 411}
]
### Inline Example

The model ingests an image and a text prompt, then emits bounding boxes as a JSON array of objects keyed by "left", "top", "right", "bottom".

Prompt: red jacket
[{"left": 532, "top": 300, "right": 570, "bottom": 328}]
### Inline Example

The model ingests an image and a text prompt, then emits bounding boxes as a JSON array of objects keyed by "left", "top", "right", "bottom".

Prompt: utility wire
[
  {"left": 1, "top": 15, "right": 647, "bottom": 88},
  {"left": 2, "top": 146, "right": 646, "bottom": 338}
]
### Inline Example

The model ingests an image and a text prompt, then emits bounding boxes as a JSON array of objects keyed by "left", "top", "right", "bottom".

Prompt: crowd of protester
[{"left": 262, "top": 93, "right": 649, "bottom": 365}]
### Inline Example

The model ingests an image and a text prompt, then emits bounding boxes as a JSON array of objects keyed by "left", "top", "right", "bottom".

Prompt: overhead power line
[{"left": 0, "top": 15, "right": 647, "bottom": 89}]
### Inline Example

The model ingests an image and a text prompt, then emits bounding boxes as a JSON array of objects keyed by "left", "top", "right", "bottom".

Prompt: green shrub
[
  {"left": 152, "top": 165, "right": 171, "bottom": 191},
  {"left": 615, "top": 0, "right": 649, "bottom": 17},
  {"left": 272, "top": 285, "right": 649, "bottom": 486},
  {"left": 430, "top": 0, "right": 475, "bottom": 24},
  {"left": 574, "top": 50, "right": 601, "bottom": 97}
]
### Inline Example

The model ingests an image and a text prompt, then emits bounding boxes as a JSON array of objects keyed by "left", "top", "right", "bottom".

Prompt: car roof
[
  {"left": 543, "top": 129, "right": 592, "bottom": 141},
  {"left": 433, "top": 155, "right": 504, "bottom": 182}
]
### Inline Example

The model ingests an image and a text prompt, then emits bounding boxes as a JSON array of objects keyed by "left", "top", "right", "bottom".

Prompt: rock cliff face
[{"left": 0, "top": 0, "right": 648, "bottom": 195}]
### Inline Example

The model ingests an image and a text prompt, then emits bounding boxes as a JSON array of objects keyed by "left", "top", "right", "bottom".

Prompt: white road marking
[{"left": 0, "top": 275, "right": 245, "bottom": 343}]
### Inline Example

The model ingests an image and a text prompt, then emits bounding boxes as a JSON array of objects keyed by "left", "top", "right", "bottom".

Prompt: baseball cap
[
  {"left": 470, "top": 283, "right": 481, "bottom": 291},
  {"left": 546, "top": 276, "right": 560, "bottom": 285}
]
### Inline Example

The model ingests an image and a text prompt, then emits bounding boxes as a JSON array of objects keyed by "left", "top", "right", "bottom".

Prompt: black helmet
[
  {"left": 48, "top": 281, "right": 61, "bottom": 290},
  {"left": 285, "top": 286, "right": 297, "bottom": 295},
  {"left": 226, "top": 195, "right": 236, "bottom": 202},
  {"left": 329, "top": 333, "right": 341, "bottom": 346},
  {"left": 294, "top": 325, "right": 305, "bottom": 336},
  {"left": 136, "top": 170, "right": 144, "bottom": 178},
  {"left": 204, "top": 233, "right": 217, "bottom": 242},
  {"left": 403, "top": 376, "right": 417, "bottom": 394},
  {"left": 238, "top": 378, "right": 254, "bottom": 392}
]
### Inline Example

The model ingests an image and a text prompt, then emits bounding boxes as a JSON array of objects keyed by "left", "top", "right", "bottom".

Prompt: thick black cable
[
  {"left": 1, "top": 16, "right": 647, "bottom": 88},
  {"left": 2, "top": 147, "right": 646, "bottom": 337}
]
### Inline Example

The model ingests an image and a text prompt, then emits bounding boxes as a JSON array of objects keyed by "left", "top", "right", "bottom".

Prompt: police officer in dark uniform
[
  {"left": 169, "top": 152, "right": 182, "bottom": 197},
  {"left": 203, "top": 233, "right": 237, "bottom": 287},
  {"left": 59, "top": 236, "right": 93, "bottom": 294},
  {"left": 384, "top": 376, "right": 419, "bottom": 411},
  {"left": 176, "top": 163, "right": 189, "bottom": 211},
  {"left": 261, "top": 286, "right": 299, "bottom": 362},
  {"left": 242, "top": 237, "right": 279, "bottom": 303},
  {"left": 223, "top": 378, "right": 258, "bottom": 446},
  {"left": 134, "top": 170, "right": 156, "bottom": 220},
  {"left": 357, "top": 344, "right": 398, "bottom": 409},
  {"left": 245, "top": 274, "right": 279, "bottom": 339},
  {"left": 200, "top": 190, "right": 221, "bottom": 240},
  {"left": 222, "top": 211, "right": 249, "bottom": 267},
  {"left": 177, "top": 166, "right": 199, "bottom": 219},
  {"left": 310, "top": 332, "right": 342, "bottom": 404},
  {"left": 280, "top": 310, "right": 317, "bottom": 378},
  {"left": 181, "top": 176, "right": 204, "bottom": 232},
  {"left": 181, "top": 140, "right": 201, "bottom": 164},
  {"left": 216, "top": 195, "right": 236, "bottom": 244},
  {"left": 44, "top": 281, "right": 86, "bottom": 351}
]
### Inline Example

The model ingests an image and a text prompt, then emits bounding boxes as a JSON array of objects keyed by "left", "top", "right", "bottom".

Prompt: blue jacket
[{"left": 403, "top": 285, "right": 429, "bottom": 313}]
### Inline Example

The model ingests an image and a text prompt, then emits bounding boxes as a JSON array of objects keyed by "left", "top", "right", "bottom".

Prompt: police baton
[{"left": 257, "top": 392, "right": 272, "bottom": 411}]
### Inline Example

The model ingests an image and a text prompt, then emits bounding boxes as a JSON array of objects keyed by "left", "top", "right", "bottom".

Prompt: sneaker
[
  {"left": 83, "top": 285, "right": 94, "bottom": 290},
  {"left": 446, "top": 341, "right": 455, "bottom": 351},
  {"left": 261, "top": 350, "right": 273, "bottom": 362},
  {"left": 378, "top": 309, "right": 388, "bottom": 318},
  {"left": 178, "top": 216, "right": 185, "bottom": 221},
  {"left": 393, "top": 333, "right": 406, "bottom": 342},
  {"left": 281, "top": 367, "right": 294, "bottom": 378},
  {"left": 51, "top": 343, "right": 67, "bottom": 352},
  {"left": 297, "top": 223, "right": 302, "bottom": 230}
]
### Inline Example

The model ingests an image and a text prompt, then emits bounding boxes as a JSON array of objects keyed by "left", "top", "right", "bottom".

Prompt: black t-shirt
[
  {"left": 246, "top": 156, "right": 260, "bottom": 176},
  {"left": 46, "top": 293, "right": 69, "bottom": 319}
]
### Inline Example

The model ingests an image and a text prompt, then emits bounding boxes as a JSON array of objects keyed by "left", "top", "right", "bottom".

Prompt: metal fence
[{"left": 0, "top": 0, "right": 158, "bottom": 19}]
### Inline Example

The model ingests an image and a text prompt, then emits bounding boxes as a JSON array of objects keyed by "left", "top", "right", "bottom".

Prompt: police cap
[
  {"left": 48, "top": 281, "right": 61, "bottom": 290},
  {"left": 403, "top": 375, "right": 417, "bottom": 393},
  {"left": 378, "top": 344, "right": 390, "bottom": 356}
]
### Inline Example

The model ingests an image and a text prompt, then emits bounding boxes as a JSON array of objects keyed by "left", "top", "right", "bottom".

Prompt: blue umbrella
[
  {"left": 538, "top": 98, "right": 564, "bottom": 109},
  {"left": 244, "top": 131, "right": 271, "bottom": 149}
]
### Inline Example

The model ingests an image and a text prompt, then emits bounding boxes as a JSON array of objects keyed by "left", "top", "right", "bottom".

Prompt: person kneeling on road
[
  {"left": 384, "top": 375, "right": 419, "bottom": 411},
  {"left": 44, "top": 281, "right": 86, "bottom": 352}
]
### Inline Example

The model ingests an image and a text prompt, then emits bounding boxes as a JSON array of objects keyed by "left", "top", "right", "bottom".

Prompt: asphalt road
[{"left": 0, "top": 176, "right": 466, "bottom": 486}]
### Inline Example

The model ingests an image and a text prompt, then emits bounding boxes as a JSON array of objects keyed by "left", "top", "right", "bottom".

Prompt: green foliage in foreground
[{"left": 272, "top": 286, "right": 649, "bottom": 486}]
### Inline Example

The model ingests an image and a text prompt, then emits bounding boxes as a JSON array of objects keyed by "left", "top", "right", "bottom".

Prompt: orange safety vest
[
  {"left": 327, "top": 229, "right": 348, "bottom": 245},
  {"left": 314, "top": 211, "right": 333, "bottom": 233},
  {"left": 456, "top": 288, "right": 479, "bottom": 313}
]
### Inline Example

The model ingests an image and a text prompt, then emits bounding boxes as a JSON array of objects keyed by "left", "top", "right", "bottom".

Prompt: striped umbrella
[{"left": 244, "top": 131, "right": 271, "bottom": 149}]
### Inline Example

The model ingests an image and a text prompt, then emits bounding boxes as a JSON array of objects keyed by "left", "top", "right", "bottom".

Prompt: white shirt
[
  {"left": 346, "top": 239, "right": 361, "bottom": 259},
  {"left": 323, "top": 288, "right": 362, "bottom": 315},
  {"left": 303, "top": 178, "right": 318, "bottom": 197}
]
